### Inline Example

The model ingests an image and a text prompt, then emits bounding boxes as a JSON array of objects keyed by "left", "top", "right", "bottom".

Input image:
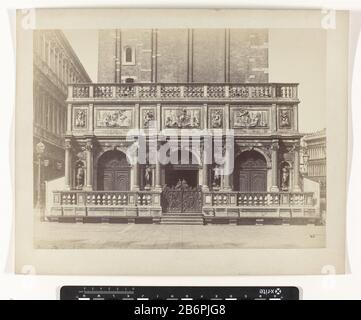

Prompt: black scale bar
[{"left": 60, "top": 286, "right": 299, "bottom": 300}]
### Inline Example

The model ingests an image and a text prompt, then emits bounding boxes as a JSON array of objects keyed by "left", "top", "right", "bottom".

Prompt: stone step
[
  {"left": 161, "top": 215, "right": 203, "bottom": 218},
  {"left": 160, "top": 214, "right": 204, "bottom": 225},
  {"left": 161, "top": 219, "right": 204, "bottom": 221},
  {"left": 161, "top": 221, "right": 204, "bottom": 225}
]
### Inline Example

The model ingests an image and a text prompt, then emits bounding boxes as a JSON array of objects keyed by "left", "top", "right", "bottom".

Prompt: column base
[
  {"left": 154, "top": 185, "right": 163, "bottom": 192},
  {"left": 293, "top": 186, "right": 302, "bottom": 192},
  {"left": 202, "top": 185, "right": 209, "bottom": 192},
  {"left": 84, "top": 186, "right": 93, "bottom": 191},
  {"left": 270, "top": 186, "right": 279, "bottom": 192},
  {"left": 132, "top": 186, "right": 140, "bottom": 191}
]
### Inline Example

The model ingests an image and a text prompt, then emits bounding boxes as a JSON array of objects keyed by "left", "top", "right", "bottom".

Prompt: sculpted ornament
[
  {"left": 143, "top": 110, "right": 155, "bottom": 128},
  {"left": 74, "top": 109, "right": 87, "bottom": 128},
  {"left": 279, "top": 109, "right": 291, "bottom": 128},
  {"left": 234, "top": 108, "right": 268, "bottom": 128},
  {"left": 164, "top": 108, "right": 200, "bottom": 129},
  {"left": 210, "top": 109, "right": 223, "bottom": 128}
]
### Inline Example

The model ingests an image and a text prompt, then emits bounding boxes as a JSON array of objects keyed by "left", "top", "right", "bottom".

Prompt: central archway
[
  {"left": 234, "top": 150, "right": 267, "bottom": 192},
  {"left": 164, "top": 149, "right": 200, "bottom": 188},
  {"left": 97, "top": 150, "right": 131, "bottom": 191},
  {"left": 162, "top": 149, "right": 202, "bottom": 213}
]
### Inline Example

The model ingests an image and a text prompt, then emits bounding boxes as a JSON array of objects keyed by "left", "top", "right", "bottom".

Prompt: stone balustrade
[
  {"left": 70, "top": 83, "right": 298, "bottom": 100},
  {"left": 57, "top": 190, "right": 314, "bottom": 208},
  {"left": 53, "top": 190, "right": 161, "bottom": 207},
  {"left": 51, "top": 190, "right": 319, "bottom": 222},
  {"left": 205, "top": 191, "right": 315, "bottom": 207}
]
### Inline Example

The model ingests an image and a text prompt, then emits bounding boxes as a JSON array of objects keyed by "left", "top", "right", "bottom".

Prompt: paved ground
[{"left": 34, "top": 221, "right": 326, "bottom": 249}]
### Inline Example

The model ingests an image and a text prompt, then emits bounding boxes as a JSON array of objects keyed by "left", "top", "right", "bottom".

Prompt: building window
[
  {"left": 122, "top": 46, "right": 136, "bottom": 65},
  {"left": 121, "top": 76, "right": 137, "bottom": 83}
]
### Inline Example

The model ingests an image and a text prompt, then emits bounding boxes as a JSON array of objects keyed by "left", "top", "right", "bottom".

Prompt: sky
[
  {"left": 63, "top": 28, "right": 326, "bottom": 133},
  {"left": 63, "top": 30, "right": 99, "bottom": 82}
]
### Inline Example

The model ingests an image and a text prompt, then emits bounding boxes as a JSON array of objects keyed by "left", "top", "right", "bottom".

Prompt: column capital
[
  {"left": 85, "top": 138, "right": 93, "bottom": 151},
  {"left": 270, "top": 140, "right": 279, "bottom": 151},
  {"left": 65, "top": 138, "right": 72, "bottom": 150}
]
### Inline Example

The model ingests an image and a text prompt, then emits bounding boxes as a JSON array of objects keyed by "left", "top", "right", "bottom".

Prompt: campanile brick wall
[{"left": 98, "top": 29, "right": 269, "bottom": 83}]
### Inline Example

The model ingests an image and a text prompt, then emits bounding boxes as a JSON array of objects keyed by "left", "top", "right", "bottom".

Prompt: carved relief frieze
[
  {"left": 231, "top": 106, "right": 269, "bottom": 129},
  {"left": 163, "top": 106, "right": 201, "bottom": 129},
  {"left": 95, "top": 107, "right": 133, "bottom": 129}
]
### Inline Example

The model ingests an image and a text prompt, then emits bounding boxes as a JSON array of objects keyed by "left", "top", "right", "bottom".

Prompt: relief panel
[
  {"left": 278, "top": 107, "right": 293, "bottom": 129},
  {"left": 72, "top": 106, "right": 89, "bottom": 130},
  {"left": 140, "top": 106, "right": 157, "bottom": 129},
  {"left": 230, "top": 106, "right": 270, "bottom": 129},
  {"left": 95, "top": 106, "right": 134, "bottom": 129},
  {"left": 162, "top": 106, "right": 202, "bottom": 129},
  {"left": 208, "top": 107, "right": 224, "bottom": 129}
]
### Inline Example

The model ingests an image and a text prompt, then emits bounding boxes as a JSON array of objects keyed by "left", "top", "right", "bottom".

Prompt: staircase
[{"left": 160, "top": 213, "right": 204, "bottom": 225}]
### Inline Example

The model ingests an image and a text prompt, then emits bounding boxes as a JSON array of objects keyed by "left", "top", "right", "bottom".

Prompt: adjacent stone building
[
  {"left": 33, "top": 30, "right": 91, "bottom": 207},
  {"left": 50, "top": 29, "right": 321, "bottom": 224},
  {"left": 302, "top": 129, "right": 326, "bottom": 215}
]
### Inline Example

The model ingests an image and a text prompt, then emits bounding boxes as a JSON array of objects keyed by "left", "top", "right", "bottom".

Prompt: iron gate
[{"left": 161, "top": 186, "right": 202, "bottom": 213}]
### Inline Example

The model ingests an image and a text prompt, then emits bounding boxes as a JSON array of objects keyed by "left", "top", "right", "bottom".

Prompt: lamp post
[{"left": 35, "top": 141, "right": 48, "bottom": 220}]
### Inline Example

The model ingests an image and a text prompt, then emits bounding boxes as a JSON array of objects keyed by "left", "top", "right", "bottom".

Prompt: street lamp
[{"left": 35, "top": 141, "right": 47, "bottom": 220}]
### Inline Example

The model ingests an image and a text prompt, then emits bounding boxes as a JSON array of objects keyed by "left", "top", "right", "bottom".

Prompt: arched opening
[
  {"left": 162, "top": 149, "right": 202, "bottom": 213},
  {"left": 164, "top": 149, "right": 200, "bottom": 188},
  {"left": 97, "top": 150, "right": 131, "bottom": 191},
  {"left": 234, "top": 150, "right": 267, "bottom": 192}
]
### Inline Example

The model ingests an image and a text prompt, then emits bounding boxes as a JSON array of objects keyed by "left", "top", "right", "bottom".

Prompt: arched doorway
[
  {"left": 164, "top": 149, "right": 200, "bottom": 188},
  {"left": 162, "top": 149, "right": 202, "bottom": 213},
  {"left": 97, "top": 150, "right": 130, "bottom": 191},
  {"left": 235, "top": 150, "right": 267, "bottom": 192}
]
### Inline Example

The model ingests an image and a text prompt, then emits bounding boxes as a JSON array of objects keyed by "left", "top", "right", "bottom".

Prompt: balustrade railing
[
  {"left": 55, "top": 190, "right": 314, "bottom": 209},
  {"left": 208, "top": 191, "right": 315, "bottom": 207},
  {"left": 70, "top": 83, "right": 298, "bottom": 100},
  {"left": 86, "top": 192, "right": 129, "bottom": 206},
  {"left": 54, "top": 190, "right": 160, "bottom": 207}
]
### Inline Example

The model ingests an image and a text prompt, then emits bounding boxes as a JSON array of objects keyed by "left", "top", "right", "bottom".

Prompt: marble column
[
  {"left": 155, "top": 154, "right": 162, "bottom": 191},
  {"left": 222, "top": 149, "right": 232, "bottom": 191},
  {"left": 85, "top": 138, "right": 93, "bottom": 190},
  {"left": 64, "top": 139, "right": 72, "bottom": 190},
  {"left": 202, "top": 136, "right": 212, "bottom": 191},
  {"left": 223, "top": 171, "right": 231, "bottom": 190},
  {"left": 202, "top": 164, "right": 209, "bottom": 191},
  {"left": 132, "top": 156, "right": 140, "bottom": 191},
  {"left": 270, "top": 141, "right": 279, "bottom": 192},
  {"left": 293, "top": 147, "right": 301, "bottom": 192}
]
